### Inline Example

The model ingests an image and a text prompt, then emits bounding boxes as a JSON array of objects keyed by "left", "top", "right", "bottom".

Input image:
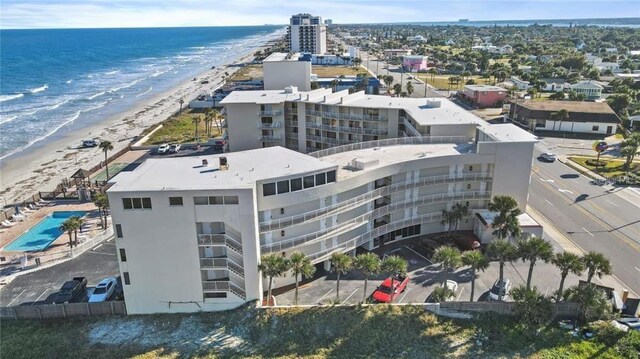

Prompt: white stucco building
[
  {"left": 262, "top": 53, "right": 312, "bottom": 91},
  {"left": 108, "top": 88, "right": 538, "bottom": 314},
  {"left": 287, "top": 13, "right": 327, "bottom": 54},
  {"left": 570, "top": 80, "right": 604, "bottom": 100}
]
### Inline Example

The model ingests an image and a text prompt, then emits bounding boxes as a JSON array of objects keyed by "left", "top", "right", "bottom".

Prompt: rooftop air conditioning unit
[{"left": 426, "top": 100, "right": 441, "bottom": 108}]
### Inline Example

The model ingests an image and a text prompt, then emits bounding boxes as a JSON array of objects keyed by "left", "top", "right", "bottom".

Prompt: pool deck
[{"left": 0, "top": 200, "right": 99, "bottom": 260}]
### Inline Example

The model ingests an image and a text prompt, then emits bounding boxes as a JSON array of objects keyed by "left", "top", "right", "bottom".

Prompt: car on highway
[
  {"left": 157, "top": 143, "right": 170, "bottom": 154},
  {"left": 168, "top": 143, "right": 181, "bottom": 154},
  {"left": 372, "top": 274, "right": 409, "bottom": 303},
  {"left": 489, "top": 278, "right": 511, "bottom": 301},
  {"left": 88, "top": 277, "right": 117, "bottom": 303},
  {"left": 82, "top": 139, "right": 98, "bottom": 148},
  {"left": 540, "top": 153, "right": 557, "bottom": 162},
  {"left": 53, "top": 277, "right": 87, "bottom": 304}
]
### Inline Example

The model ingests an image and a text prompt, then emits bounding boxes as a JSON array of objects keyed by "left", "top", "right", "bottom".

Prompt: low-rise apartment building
[
  {"left": 460, "top": 85, "right": 507, "bottom": 108},
  {"left": 570, "top": 80, "right": 603, "bottom": 100}
]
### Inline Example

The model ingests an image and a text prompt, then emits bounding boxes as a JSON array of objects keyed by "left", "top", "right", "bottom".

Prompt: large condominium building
[
  {"left": 287, "top": 13, "right": 327, "bottom": 54},
  {"left": 262, "top": 52, "right": 312, "bottom": 91},
  {"left": 108, "top": 90, "right": 537, "bottom": 314}
]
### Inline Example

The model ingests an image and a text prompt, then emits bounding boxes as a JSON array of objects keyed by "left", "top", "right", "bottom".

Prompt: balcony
[
  {"left": 285, "top": 120, "right": 299, "bottom": 127},
  {"left": 306, "top": 122, "right": 388, "bottom": 135},
  {"left": 308, "top": 136, "right": 471, "bottom": 158},
  {"left": 199, "top": 257, "right": 245, "bottom": 278},
  {"left": 258, "top": 121, "right": 282, "bottom": 129},
  {"left": 259, "top": 135, "right": 282, "bottom": 142},
  {"left": 305, "top": 110, "right": 387, "bottom": 122},
  {"left": 201, "top": 280, "right": 247, "bottom": 299},
  {"left": 257, "top": 109, "right": 283, "bottom": 117},
  {"left": 197, "top": 233, "right": 243, "bottom": 254}
]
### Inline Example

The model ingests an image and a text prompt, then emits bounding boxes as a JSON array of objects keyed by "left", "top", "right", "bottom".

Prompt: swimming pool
[{"left": 4, "top": 211, "right": 89, "bottom": 252}]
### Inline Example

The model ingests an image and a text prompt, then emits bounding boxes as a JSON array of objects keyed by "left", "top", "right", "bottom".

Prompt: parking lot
[
  {"left": 0, "top": 237, "right": 120, "bottom": 306},
  {"left": 275, "top": 239, "right": 585, "bottom": 306}
]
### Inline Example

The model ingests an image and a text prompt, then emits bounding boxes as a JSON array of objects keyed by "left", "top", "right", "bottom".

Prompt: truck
[
  {"left": 53, "top": 277, "right": 87, "bottom": 304},
  {"left": 372, "top": 274, "right": 410, "bottom": 303}
]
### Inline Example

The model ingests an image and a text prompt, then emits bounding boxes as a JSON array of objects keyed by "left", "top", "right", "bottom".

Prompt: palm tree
[
  {"left": 582, "top": 252, "right": 612, "bottom": 285},
  {"left": 380, "top": 255, "right": 408, "bottom": 301},
  {"left": 353, "top": 253, "right": 381, "bottom": 303},
  {"left": 486, "top": 239, "right": 518, "bottom": 301},
  {"left": 440, "top": 208, "right": 456, "bottom": 237},
  {"left": 517, "top": 236, "right": 554, "bottom": 290},
  {"left": 552, "top": 252, "right": 584, "bottom": 302},
  {"left": 620, "top": 132, "right": 640, "bottom": 172},
  {"left": 70, "top": 216, "right": 83, "bottom": 244},
  {"left": 211, "top": 109, "right": 222, "bottom": 136},
  {"left": 204, "top": 108, "right": 213, "bottom": 137},
  {"left": 60, "top": 219, "right": 75, "bottom": 249},
  {"left": 331, "top": 252, "right": 353, "bottom": 302},
  {"left": 462, "top": 250, "right": 489, "bottom": 302},
  {"left": 178, "top": 98, "right": 184, "bottom": 115},
  {"left": 192, "top": 116, "right": 202, "bottom": 142},
  {"left": 98, "top": 194, "right": 110, "bottom": 229},
  {"left": 432, "top": 246, "right": 462, "bottom": 286},
  {"left": 406, "top": 81, "right": 414, "bottom": 96},
  {"left": 451, "top": 203, "right": 469, "bottom": 235},
  {"left": 93, "top": 194, "right": 104, "bottom": 228},
  {"left": 289, "top": 251, "right": 316, "bottom": 305},
  {"left": 98, "top": 140, "right": 114, "bottom": 181},
  {"left": 428, "top": 68, "right": 438, "bottom": 82},
  {"left": 258, "top": 254, "right": 290, "bottom": 306},
  {"left": 488, "top": 195, "right": 522, "bottom": 240},
  {"left": 550, "top": 109, "right": 569, "bottom": 132}
]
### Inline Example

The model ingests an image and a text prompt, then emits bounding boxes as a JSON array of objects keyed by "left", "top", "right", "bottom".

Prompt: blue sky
[{"left": 1, "top": 0, "right": 639, "bottom": 29}]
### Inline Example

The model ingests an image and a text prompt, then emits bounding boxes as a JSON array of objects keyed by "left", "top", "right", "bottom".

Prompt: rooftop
[
  {"left": 478, "top": 123, "right": 538, "bottom": 143},
  {"left": 475, "top": 210, "right": 541, "bottom": 228},
  {"left": 464, "top": 85, "right": 507, "bottom": 92},
  {"left": 514, "top": 100, "right": 616, "bottom": 114},
  {"left": 263, "top": 52, "right": 303, "bottom": 62}
]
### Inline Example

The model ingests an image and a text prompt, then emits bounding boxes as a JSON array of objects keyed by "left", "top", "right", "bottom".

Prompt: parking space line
[
  {"left": 32, "top": 289, "right": 49, "bottom": 305},
  {"left": 7, "top": 289, "right": 26, "bottom": 306},
  {"left": 582, "top": 227, "right": 595, "bottom": 237},
  {"left": 545, "top": 199, "right": 554, "bottom": 207},
  {"left": 398, "top": 288, "right": 411, "bottom": 303},
  {"left": 93, "top": 244, "right": 104, "bottom": 250},
  {"left": 635, "top": 267, "right": 640, "bottom": 272},
  {"left": 404, "top": 245, "right": 431, "bottom": 264},
  {"left": 316, "top": 288, "right": 333, "bottom": 303},
  {"left": 341, "top": 289, "right": 359, "bottom": 305},
  {"left": 88, "top": 251, "right": 116, "bottom": 256},
  {"left": 456, "top": 287, "right": 465, "bottom": 301}
]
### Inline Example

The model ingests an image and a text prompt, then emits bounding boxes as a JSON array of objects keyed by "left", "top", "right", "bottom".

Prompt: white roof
[
  {"left": 476, "top": 210, "right": 541, "bottom": 227},
  {"left": 263, "top": 52, "right": 302, "bottom": 62},
  {"left": 219, "top": 88, "right": 330, "bottom": 105},
  {"left": 478, "top": 123, "right": 538, "bottom": 143},
  {"left": 465, "top": 85, "right": 507, "bottom": 92},
  {"left": 571, "top": 81, "right": 604, "bottom": 89},
  {"left": 108, "top": 147, "right": 336, "bottom": 192}
]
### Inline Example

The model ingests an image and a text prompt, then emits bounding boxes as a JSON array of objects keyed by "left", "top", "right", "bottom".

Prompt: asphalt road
[{"left": 529, "top": 145, "right": 640, "bottom": 296}]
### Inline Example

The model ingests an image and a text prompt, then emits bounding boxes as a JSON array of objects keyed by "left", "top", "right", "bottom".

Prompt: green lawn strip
[
  {"left": 145, "top": 110, "right": 221, "bottom": 145},
  {"left": 92, "top": 162, "right": 128, "bottom": 182},
  {"left": 568, "top": 156, "right": 639, "bottom": 178},
  {"left": 414, "top": 74, "right": 486, "bottom": 90},
  {"left": 1, "top": 304, "right": 634, "bottom": 358},
  {"left": 312, "top": 66, "right": 368, "bottom": 78}
]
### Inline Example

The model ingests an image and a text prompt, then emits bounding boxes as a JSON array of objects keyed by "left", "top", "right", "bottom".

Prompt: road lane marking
[
  {"left": 558, "top": 189, "right": 573, "bottom": 194},
  {"left": 341, "top": 288, "right": 359, "bottom": 305},
  {"left": 545, "top": 199, "right": 554, "bottom": 207},
  {"left": 88, "top": 251, "right": 116, "bottom": 256},
  {"left": 316, "top": 288, "right": 333, "bottom": 303},
  {"left": 456, "top": 287, "right": 465, "bottom": 301},
  {"left": 540, "top": 178, "right": 555, "bottom": 183},
  {"left": 32, "top": 289, "right": 49, "bottom": 305},
  {"left": 635, "top": 267, "right": 640, "bottom": 272},
  {"left": 7, "top": 289, "right": 26, "bottom": 306},
  {"left": 606, "top": 200, "right": 618, "bottom": 207},
  {"left": 398, "top": 288, "right": 411, "bottom": 303},
  {"left": 582, "top": 227, "right": 595, "bottom": 237}
]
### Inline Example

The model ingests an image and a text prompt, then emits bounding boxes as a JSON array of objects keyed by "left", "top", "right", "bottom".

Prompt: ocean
[{"left": 0, "top": 26, "right": 283, "bottom": 159}]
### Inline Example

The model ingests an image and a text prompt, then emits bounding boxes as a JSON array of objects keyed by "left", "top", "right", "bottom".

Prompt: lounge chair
[
  {"left": 1, "top": 220, "right": 16, "bottom": 228},
  {"left": 21, "top": 207, "right": 34, "bottom": 213},
  {"left": 12, "top": 214, "right": 26, "bottom": 221},
  {"left": 27, "top": 204, "right": 39, "bottom": 211},
  {"left": 36, "top": 199, "right": 50, "bottom": 207}
]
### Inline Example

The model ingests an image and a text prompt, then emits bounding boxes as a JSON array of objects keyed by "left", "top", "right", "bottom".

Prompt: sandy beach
[{"left": 0, "top": 47, "right": 266, "bottom": 206}]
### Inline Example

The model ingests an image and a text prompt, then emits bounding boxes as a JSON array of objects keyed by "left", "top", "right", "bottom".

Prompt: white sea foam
[
  {"left": 151, "top": 70, "right": 169, "bottom": 77},
  {"left": 0, "top": 115, "right": 18, "bottom": 125},
  {"left": 66, "top": 79, "right": 73, "bottom": 84},
  {"left": 0, "top": 93, "right": 24, "bottom": 102},
  {"left": 105, "top": 70, "right": 120, "bottom": 75},
  {"left": 109, "top": 78, "right": 144, "bottom": 92},
  {"left": 29, "top": 84, "right": 48, "bottom": 93},
  {"left": 136, "top": 87, "right": 153, "bottom": 97},
  {"left": 45, "top": 99, "right": 71, "bottom": 111},
  {"left": 88, "top": 91, "right": 106, "bottom": 100}
]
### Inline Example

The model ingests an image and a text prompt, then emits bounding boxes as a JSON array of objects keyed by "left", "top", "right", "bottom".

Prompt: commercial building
[
  {"left": 509, "top": 100, "right": 620, "bottom": 135},
  {"left": 383, "top": 49, "right": 412, "bottom": 59},
  {"left": 287, "top": 13, "right": 327, "bottom": 54},
  {"left": 262, "top": 52, "right": 312, "bottom": 91},
  {"left": 460, "top": 85, "right": 507, "bottom": 108},
  {"left": 402, "top": 55, "right": 428, "bottom": 72},
  {"left": 108, "top": 104, "right": 537, "bottom": 313}
]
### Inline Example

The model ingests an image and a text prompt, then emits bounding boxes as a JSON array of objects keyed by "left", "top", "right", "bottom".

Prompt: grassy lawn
[
  {"left": 1, "top": 304, "right": 635, "bottom": 358},
  {"left": 92, "top": 163, "right": 129, "bottom": 182},
  {"left": 228, "top": 64, "right": 263, "bottom": 82},
  {"left": 312, "top": 65, "right": 369, "bottom": 77},
  {"left": 415, "top": 74, "right": 487, "bottom": 90},
  {"left": 569, "top": 156, "right": 639, "bottom": 178},
  {"left": 144, "top": 109, "right": 222, "bottom": 145}
]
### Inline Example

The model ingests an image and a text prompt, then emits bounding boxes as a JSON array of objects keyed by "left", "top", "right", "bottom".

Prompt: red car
[{"left": 372, "top": 275, "right": 409, "bottom": 303}]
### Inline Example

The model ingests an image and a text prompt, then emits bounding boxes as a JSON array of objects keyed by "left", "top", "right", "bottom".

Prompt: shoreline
[{"left": 0, "top": 42, "right": 273, "bottom": 206}]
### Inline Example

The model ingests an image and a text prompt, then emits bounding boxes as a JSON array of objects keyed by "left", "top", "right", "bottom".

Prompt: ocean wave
[
  {"left": 66, "top": 79, "right": 73, "bottom": 84},
  {"left": 105, "top": 70, "right": 120, "bottom": 75},
  {"left": 109, "top": 78, "right": 144, "bottom": 92},
  {"left": 29, "top": 84, "right": 48, "bottom": 93},
  {"left": 136, "top": 87, "right": 152, "bottom": 97},
  {"left": 151, "top": 70, "right": 169, "bottom": 77},
  {"left": 0, "top": 115, "right": 18, "bottom": 125},
  {"left": 0, "top": 93, "right": 24, "bottom": 103},
  {"left": 190, "top": 46, "right": 206, "bottom": 50},
  {"left": 45, "top": 99, "right": 71, "bottom": 111},
  {"left": 88, "top": 91, "right": 106, "bottom": 100}
]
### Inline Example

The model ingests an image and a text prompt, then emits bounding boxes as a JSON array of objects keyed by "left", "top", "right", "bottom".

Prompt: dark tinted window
[
  {"left": 123, "top": 272, "right": 130, "bottom": 285},
  {"left": 204, "top": 292, "right": 227, "bottom": 298},
  {"left": 290, "top": 178, "right": 302, "bottom": 191},
  {"left": 132, "top": 198, "right": 142, "bottom": 209},
  {"left": 115, "top": 224, "right": 123, "bottom": 238},
  {"left": 315, "top": 173, "right": 326, "bottom": 186},
  {"left": 277, "top": 180, "right": 290, "bottom": 194},
  {"left": 303, "top": 175, "right": 314, "bottom": 188},
  {"left": 209, "top": 196, "right": 224, "bottom": 205},
  {"left": 119, "top": 248, "right": 127, "bottom": 262},
  {"left": 326, "top": 170, "right": 336, "bottom": 183},
  {"left": 224, "top": 196, "right": 239, "bottom": 204},
  {"left": 122, "top": 198, "right": 133, "bottom": 210},
  {"left": 169, "top": 197, "right": 183, "bottom": 206},
  {"left": 263, "top": 183, "right": 276, "bottom": 196},
  {"left": 142, "top": 198, "right": 152, "bottom": 209},
  {"left": 194, "top": 196, "right": 208, "bottom": 205}
]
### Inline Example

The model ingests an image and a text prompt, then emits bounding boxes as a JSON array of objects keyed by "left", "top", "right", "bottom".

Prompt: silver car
[
  {"left": 88, "top": 277, "right": 117, "bottom": 302},
  {"left": 540, "top": 152, "right": 557, "bottom": 162}
]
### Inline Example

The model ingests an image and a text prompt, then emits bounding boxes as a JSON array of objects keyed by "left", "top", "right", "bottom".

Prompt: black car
[{"left": 53, "top": 277, "right": 87, "bottom": 304}]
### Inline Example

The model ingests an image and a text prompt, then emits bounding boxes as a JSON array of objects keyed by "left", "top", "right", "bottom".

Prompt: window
[
  {"left": 315, "top": 173, "right": 326, "bottom": 186},
  {"left": 291, "top": 178, "right": 303, "bottom": 191},
  {"left": 263, "top": 183, "right": 276, "bottom": 196},
  {"left": 469, "top": 166, "right": 473, "bottom": 171},
  {"left": 467, "top": 184, "right": 472, "bottom": 190},
  {"left": 277, "top": 180, "right": 290, "bottom": 194},
  {"left": 115, "top": 224, "right": 123, "bottom": 238},
  {"left": 209, "top": 196, "right": 224, "bottom": 205},
  {"left": 169, "top": 197, "right": 183, "bottom": 206},
  {"left": 122, "top": 198, "right": 133, "bottom": 210},
  {"left": 204, "top": 292, "right": 227, "bottom": 298},
  {"left": 326, "top": 170, "right": 336, "bottom": 183},
  {"left": 304, "top": 175, "right": 315, "bottom": 188},
  {"left": 119, "top": 248, "right": 127, "bottom": 262},
  {"left": 592, "top": 125, "right": 599, "bottom": 131},
  {"left": 123, "top": 272, "right": 130, "bottom": 285},
  {"left": 123, "top": 197, "right": 152, "bottom": 210},
  {"left": 281, "top": 230, "right": 286, "bottom": 237},
  {"left": 142, "top": 198, "right": 152, "bottom": 209},
  {"left": 194, "top": 196, "right": 209, "bottom": 205},
  {"left": 223, "top": 196, "right": 238, "bottom": 205},
  {"left": 132, "top": 198, "right": 142, "bottom": 209}
]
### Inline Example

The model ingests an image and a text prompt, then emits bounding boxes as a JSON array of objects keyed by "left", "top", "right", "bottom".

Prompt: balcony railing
[
  {"left": 403, "top": 118, "right": 422, "bottom": 137},
  {"left": 305, "top": 134, "right": 354, "bottom": 146},
  {"left": 259, "top": 135, "right": 282, "bottom": 142},
  {"left": 285, "top": 120, "right": 299, "bottom": 127},
  {"left": 201, "top": 280, "right": 247, "bottom": 299},
  {"left": 309, "top": 136, "right": 470, "bottom": 158},
  {"left": 258, "top": 109, "right": 283, "bottom": 117},
  {"left": 259, "top": 172, "right": 492, "bottom": 232},
  {"left": 306, "top": 122, "right": 388, "bottom": 135},
  {"left": 305, "top": 110, "right": 387, "bottom": 122},
  {"left": 197, "top": 233, "right": 243, "bottom": 255},
  {"left": 199, "top": 257, "right": 245, "bottom": 278},
  {"left": 258, "top": 121, "right": 282, "bottom": 129},
  {"left": 260, "top": 190, "right": 491, "bottom": 253}
]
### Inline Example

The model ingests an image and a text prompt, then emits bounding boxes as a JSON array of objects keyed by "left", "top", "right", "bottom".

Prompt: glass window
[
  {"left": 209, "top": 196, "right": 224, "bottom": 205},
  {"left": 123, "top": 272, "right": 130, "bottom": 285},
  {"left": 132, "top": 198, "right": 143, "bottom": 209},
  {"left": 592, "top": 125, "right": 599, "bottom": 131},
  {"left": 122, "top": 198, "right": 133, "bottom": 210},
  {"left": 204, "top": 292, "right": 227, "bottom": 298},
  {"left": 115, "top": 224, "right": 123, "bottom": 238},
  {"left": 315, "top": 173, "right": 326, "bottom": 186},
  {"left": 169, "top": 197, "right": 183, "bottom": 206},
  {"left": 142, "top": 198, "right": 152, "bottom": 209},
  {"left": 263, "top": 183, "right": 276, "bottom": 196},
  {"left": 194, "top": 196, "right": 209, "bottom": 205},
  {"left": 326, "top": 170, "right": 336, "bottom": 183},
  {"left": 290, "top": 178, "right": 303, "bottom": 191},
  {"left": 303, "top": 175, "right": 315, "bottom": 188},
  {"left": 119, "top": 248, "right": 127, "bottom": 262},
  {"left": 224, "top": 196, "right": 238, "bottom": 204},
  {"left": 277, "top": 180, "right": 290, "bottom": 194}
]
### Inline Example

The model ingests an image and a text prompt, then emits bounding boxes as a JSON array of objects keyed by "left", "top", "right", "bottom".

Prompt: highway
[{"left": 529, "top": 145, "right": 640, "bottom": 295}]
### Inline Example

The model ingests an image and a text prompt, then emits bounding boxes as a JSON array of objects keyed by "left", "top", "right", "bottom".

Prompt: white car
[
  {"left": 157, "top": 143, "right": 170, "bottom": 154},
  {"left": 168, "top": 143, "right": 181, "bottom": 153},
  {"left": 489, "top": 278, "right": 511, "bottom": 301},
  {"left": 540, "top": 152, "right": 557, "bottom": 162},
  {"left": 445, "top": 280, "right": 458, "bottom": 295},
  {"left": 88, "top": 277, "right": 117, "bottom": 302}
]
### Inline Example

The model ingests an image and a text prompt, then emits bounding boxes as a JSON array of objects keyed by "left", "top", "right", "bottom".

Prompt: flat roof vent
[
  {"left": 284, "top": 86, "right": 298, "bottom": 94},
  {"left": 202, "top": 159, "right": 208, "bottom": 167},
  {"left": 219, "top": 156, "right": 229, "bottom": 171},
  {"left": 427, "top": 100, "right": 441, "bottom": 108}
]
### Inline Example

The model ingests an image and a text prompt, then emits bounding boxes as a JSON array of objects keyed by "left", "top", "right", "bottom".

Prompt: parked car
[
  {"left": 489, "top": 278, "right": 511, "bottom": 301},
  {"left": 157, "top": 143, "right": 170, "bottom": 154},
  {"left": 444, "top": 279, "right": 459, "bottom": 294},
  {"left": 372, "top": 274, "right": 410, "bottom": 303},
  {"left": 82, "top": 139, "right": 98, "bottom": 148},
  {"left": 88, "top": 277, "right": 117, "bottom": 303},
  {"left": 617, "top": 317, "right": 640, "bottom": 331},
  {"left": 53, "top": 277, "right": 87, "bottom": 304},
  {"left": 540, "top": 152, "right": 557, "bottom": 162},
  {"left": 454, "top": 236, "right": 481, "bottom": 251},
  {"left": 168, "top": 143, "right": 181, "bottom": 154}
]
